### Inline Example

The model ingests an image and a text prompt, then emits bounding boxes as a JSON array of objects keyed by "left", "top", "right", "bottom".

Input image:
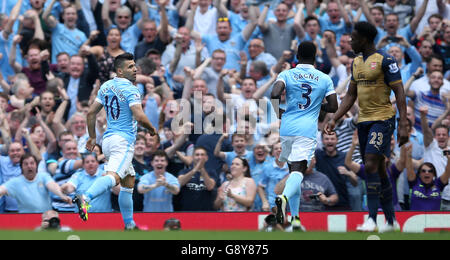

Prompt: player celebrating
[
  {"left": 271, "top": 41, "right": 338, "bottom": 230},
  {"left": 73, "top": 53, "right": 157, "bottom": 230},
  {"left": 325, "top": 22, "right": 409, "bottom": 232}
]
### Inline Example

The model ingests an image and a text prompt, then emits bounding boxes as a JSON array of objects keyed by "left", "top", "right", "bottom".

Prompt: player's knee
[
  {"left": 120, "top": 175, "right": 135, "bottom": 188},
  {"left": 106, "top": 172, "right": 121, "bottom": 186},
  {"left": 364, "top": 155, "right": 383, "bottom": 174}
]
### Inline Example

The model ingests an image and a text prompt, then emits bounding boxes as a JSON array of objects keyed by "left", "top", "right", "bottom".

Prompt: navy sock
[
  {"left": 380, "top": 178, "right": 395, "bottom": 225},
  {"left": 366, "top": 173, "right": 381, "bottom": 223}
]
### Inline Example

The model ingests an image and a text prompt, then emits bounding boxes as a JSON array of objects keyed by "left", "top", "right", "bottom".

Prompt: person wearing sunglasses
[{"left": 406, "top": 148, "right": 450, "bottom": 211}]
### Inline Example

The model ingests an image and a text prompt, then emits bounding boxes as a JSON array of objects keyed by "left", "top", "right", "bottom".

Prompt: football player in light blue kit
[
  {"left": 73, "top": 53, "right": 157, "bottom": 230},
  {"left": 271, "top": 41, "right": 338, "bottom": 230}
]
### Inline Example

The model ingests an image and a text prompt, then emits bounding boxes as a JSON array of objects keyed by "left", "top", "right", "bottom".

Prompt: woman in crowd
[
  {"left": 90, "top": 28, "right": 125, "bottom": 84},
  {"left": 214, "top": 157, "right": 257, "bottom": 211}
]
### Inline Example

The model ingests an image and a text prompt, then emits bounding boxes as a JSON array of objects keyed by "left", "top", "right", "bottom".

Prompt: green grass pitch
[{"left": 0, "top": 230, "right": 449, "bottom": 240}]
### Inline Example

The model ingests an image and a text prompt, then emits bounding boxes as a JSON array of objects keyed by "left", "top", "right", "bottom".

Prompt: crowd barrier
[{"left": 0, "top": 211, "right": 449, "bottom": 232}]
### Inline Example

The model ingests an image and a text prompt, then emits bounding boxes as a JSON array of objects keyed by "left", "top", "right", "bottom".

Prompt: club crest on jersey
[
  {"left": 370, "top": 62, "right": 377, "bottom": 70},
  {"left": 389, "top": 63, "right": 399, "bottom": 73}
]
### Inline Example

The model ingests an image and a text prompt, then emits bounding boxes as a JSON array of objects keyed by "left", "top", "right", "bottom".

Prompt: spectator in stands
[
  {"left": 48, "top": 140, "right": 82, "bottom": 212},
  {"left": 10, "top": 39, "right": 57, "bottom": 96},
  {"left": 215, "top": 133, "right": 251, "bottom": 169},
  {"left": 258, "top": 141, "right": 289, "bottom": 212},
  {"left": 315, "top": 132, "right": 358, "bottom": 210},
  {"left": 0, "top": 0, "right": 23, "bottom": 81},
  {"left": 43, "top": 1, "right": 88, "bottom": 63},
  {"left": 134, "top": 11, "right": 170, "bottom": 60},
  {"left": 245, "top": 39, "right": 277, "bottom": 76},
  {"left": 0, "top": 142, "right": 24, "bottom": 212},
  {"left": 177, "top": 146, "right": 218, "bottom": 211},
  {"left": 61, "top": 153, "right": 116, "bottom": 213},
  {"left": 214, "top": 157, "right": 256, "bottom": 211},
  {"left": 130, "top": 135, "right": 153, "bottom": 211},
  {"left": 195, "top": 6, "right": 258, "bottom": 70},
  {"left": 0, "top": 154, "right": 72, "bottom": 213},
  {"left": 434, "top": 24, "right": 450, "bottom": 79},
  {"left": 90, "top": 28, "right": 125, "bottom": 84},
  {"left": 376, "top": 0, "right": 428, "bottom": 48},
  {"left": 60, "top": 52, "right": 99, "bottom": 120},
  {"left": 138, "top": 150, "right": 180, "bottom": 212},
  {"left": 419, "top": 106, "right": 450, "bottom": 209},
  {"left": 194, "top": 49, "right": 228, "bottom": 97},
  {"left": 316, "top": 0, "right": 352, "bottom": 43},
  {"left": 55, "top": 52, "right": 71, "bottom": 77},
  {"left": 406, "top": 155, "right": 450, "bottom": 211},
  {"left": 382, "top": 36, "right": 422, "bottom": 84},
  {"left": 66, "top": 113, "right": 90, "bottom": 154},
  {"left": 247, "top": 140, "right": 272, "bottom": 211},
  {"left": 101, "top": 0, "right": 150, "bottom": 54},
  {"left": 258, "top": 2, "right": 304, "bottom": 59},
  {"left": 375, "top": 0, "right": 413, "bottom": 28},
  {"left": 407, "top": 71, "right": 447, "bottom": 130},
  {"left": 409, "top": 55, "right": 450, "bottom": 95}
]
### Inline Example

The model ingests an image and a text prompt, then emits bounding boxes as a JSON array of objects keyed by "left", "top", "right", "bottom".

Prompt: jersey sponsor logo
[
  {"left": 370, "top": 62, "right": 377, "bottom": 70},
  {"left": 389, "top": 63, "right": 399, "bottom": 73}
]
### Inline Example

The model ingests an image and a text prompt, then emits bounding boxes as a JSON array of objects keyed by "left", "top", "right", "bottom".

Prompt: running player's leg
[
  {"left": 282, "top": 161, "right": 307, "bottom": 219},
  {"left": 364, "top": 153, "right": 383, "bottom": 224},
  {"left": 119, "top": 172, "right": 137, "bottom": 229},
  {"left": 378, "top": 158, "right": 395, "bottom": 226}
]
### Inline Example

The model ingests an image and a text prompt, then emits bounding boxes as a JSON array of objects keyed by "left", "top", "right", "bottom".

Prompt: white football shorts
[
  {"left": 279, "top": 136, "right": 317, "bottom": 165},
  {"left": 102, "top": 135, "right": 136, "bottom": 179}
]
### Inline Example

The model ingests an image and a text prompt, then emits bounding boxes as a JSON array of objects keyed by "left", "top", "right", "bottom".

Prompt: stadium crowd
[{"left": 0, "top": 0, "right": 449, "bottom": 214}]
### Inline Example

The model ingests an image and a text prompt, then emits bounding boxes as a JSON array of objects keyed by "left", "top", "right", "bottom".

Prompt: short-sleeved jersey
[
  {"left": 95, "top": 77, "right": 141, "bottom": 144},
  {"left": 276, "top": 64, "right": 335, "bottom": 139},
  {"left": 4, "top": 172, "right": 54, "bottom": 213},
  {"left": 351, "top": 51, "right": 402, "bottom": 123}
]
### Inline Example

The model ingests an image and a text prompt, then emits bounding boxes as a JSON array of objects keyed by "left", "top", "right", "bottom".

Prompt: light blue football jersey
[
  {"left": 96, "top": 77, "right": 141, "bottom": 144},
  {"left": 277, "top": 64, "right": 335, "bottom": 139}
]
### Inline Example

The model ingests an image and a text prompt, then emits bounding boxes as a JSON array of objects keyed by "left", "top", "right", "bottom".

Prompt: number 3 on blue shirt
[{"left": 298, "top": 83, "right": 312, "bottom": 110}]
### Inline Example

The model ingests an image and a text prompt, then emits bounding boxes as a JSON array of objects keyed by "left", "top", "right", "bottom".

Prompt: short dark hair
[
  {"left": 433, "top": 124, "right": 449, "bottom": 135},
  {"left": 354, "top": 21, "right": 378, "bottom": 43},
  {"left": 145, "top": 48, "right": 161, "bottom": 57},
  {"left": 428, "top": 13, "right": 443, "bottom": 23},
  {"left": 20, "top": 153, "right": 38, "bottom": 169},
  {"left": 297, "top": 41, "right": 317, "bottom": 61},
  {"left": 304, "top": 16, "right": 319, "bottom": 26},
  {"left": 152, "top": 150, "right": 169, "bottom": 162},
  {"left": 136, "top": 57, "right": 156, "bottom": 76},
  {"left": 114, "top": 52, "right": 134, "bottom": 72},
  {"left": 194, "top": 146, "right": 208, "bottom": 154}
]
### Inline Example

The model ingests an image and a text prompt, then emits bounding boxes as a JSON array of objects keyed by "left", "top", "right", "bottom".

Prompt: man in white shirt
[
  {"left": 419, "top": 106, "right": 450, "bottom": 209},
  {"left": 410, "top": 55, "right": 450, "bottom": 95}
]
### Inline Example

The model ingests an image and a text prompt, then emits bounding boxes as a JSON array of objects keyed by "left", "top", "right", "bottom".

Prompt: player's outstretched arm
[{"left": 131, "top": 104, "right": 157, "bottom": 136}]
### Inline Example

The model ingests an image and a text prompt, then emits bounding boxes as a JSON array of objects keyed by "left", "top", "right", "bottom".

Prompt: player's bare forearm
[
  {"left": 332, "top": 89, "right": 356, "bottom": 122},
  {"left": 322, "top": 93, "right": 338, "bottom": 113},
  {"left": 391, "top": 81, "right": 409, "bottom": 146},
  {"left": 271, "top": 81, "right": 285, "bottom": 119},
  {"left": 87, "top": 102, "right": 103, "bottom": 139}
]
